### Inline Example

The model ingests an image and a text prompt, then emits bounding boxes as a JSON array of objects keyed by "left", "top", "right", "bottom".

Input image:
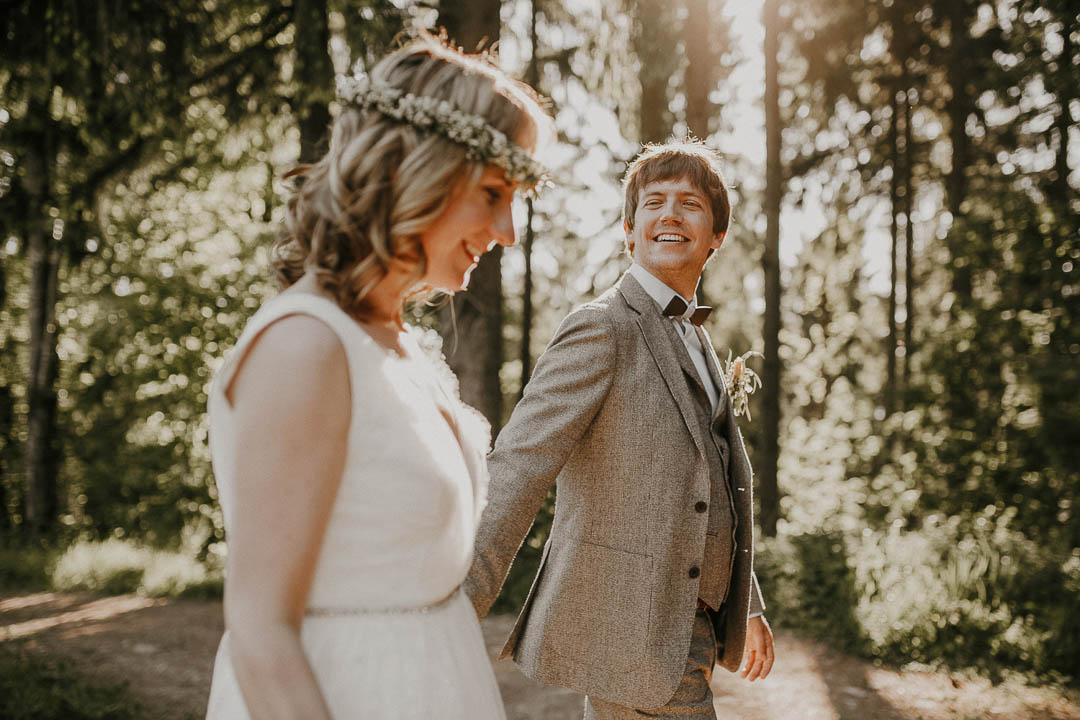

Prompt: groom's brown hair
[{"left": 622, "top": 139, "right": 731, "bottom": 236}]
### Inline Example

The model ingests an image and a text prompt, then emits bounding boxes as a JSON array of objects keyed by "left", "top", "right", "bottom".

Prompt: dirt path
[{"left": 3, "top": 592, "right": 1078, "bottom": 720}]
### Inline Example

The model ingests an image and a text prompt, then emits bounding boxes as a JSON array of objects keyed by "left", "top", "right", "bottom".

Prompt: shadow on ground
[{"left": 3, "top": 592, "right": 1079, "bottom": 720}]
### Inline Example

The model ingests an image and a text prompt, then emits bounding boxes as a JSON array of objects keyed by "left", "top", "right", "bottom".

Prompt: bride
[{"left": 203, "top": 34, "right": 550, "bottom": 719}]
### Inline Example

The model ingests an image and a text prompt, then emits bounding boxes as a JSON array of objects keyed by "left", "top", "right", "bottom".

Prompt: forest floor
[{"left": 2, "top": 591, "right": 1079, "bottom": 720}]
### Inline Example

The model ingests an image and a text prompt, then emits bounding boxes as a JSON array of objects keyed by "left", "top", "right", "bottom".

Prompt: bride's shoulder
[{"left": 220, "top": 312, "right": 350, "bottom": 416}]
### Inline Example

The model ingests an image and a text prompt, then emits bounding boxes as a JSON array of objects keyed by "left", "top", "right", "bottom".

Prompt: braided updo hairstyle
[{"left": 274, "top": 34, "right": 549, "bottom": 321}]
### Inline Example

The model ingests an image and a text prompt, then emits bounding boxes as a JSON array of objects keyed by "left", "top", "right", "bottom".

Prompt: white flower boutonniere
[{"left": 723, "top": 350, "right": 763, "bottom": 421}]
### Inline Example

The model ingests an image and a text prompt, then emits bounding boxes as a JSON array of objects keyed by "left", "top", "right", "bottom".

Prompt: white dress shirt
[{"left": 628, "top": 263, "right": 719, "bottom": 412}]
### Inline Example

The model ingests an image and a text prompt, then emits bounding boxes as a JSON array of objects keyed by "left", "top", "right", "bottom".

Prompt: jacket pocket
[{"left": 543, "top": 540, "right": 653, "bottom": 666}]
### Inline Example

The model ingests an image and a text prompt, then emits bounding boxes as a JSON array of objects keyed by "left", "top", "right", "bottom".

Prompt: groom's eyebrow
[{"left": 643, "top": 189, "right": 705, "bottom": 201}]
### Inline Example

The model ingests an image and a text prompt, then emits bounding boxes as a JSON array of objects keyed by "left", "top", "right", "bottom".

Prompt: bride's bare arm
[{"left": 222, "top": 314, "right": 351, "bottom": 720}]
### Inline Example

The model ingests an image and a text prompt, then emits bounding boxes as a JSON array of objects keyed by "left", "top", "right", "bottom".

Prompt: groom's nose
[{"left": 660, "top": 201, "right": 685, "bottom": 224}]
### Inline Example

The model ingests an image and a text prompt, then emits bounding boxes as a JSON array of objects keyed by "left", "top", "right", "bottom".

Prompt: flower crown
[{"left": 337, "top": 75, "right": 548, "bottom": 188}]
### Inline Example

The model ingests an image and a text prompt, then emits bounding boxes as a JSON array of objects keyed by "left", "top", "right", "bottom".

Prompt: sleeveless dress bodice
[{"left": 203, "top": 292, "right": 505, "bottom": 719}]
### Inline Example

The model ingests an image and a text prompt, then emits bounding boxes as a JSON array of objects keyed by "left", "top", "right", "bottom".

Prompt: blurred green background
[{"left": 1, "top": 0, "right": 1077, "bottom": 702}]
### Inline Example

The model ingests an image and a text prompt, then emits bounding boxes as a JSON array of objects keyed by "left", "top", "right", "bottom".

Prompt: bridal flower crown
[{"left": 337, "top": 75, "right": 548, "bottom": 188}]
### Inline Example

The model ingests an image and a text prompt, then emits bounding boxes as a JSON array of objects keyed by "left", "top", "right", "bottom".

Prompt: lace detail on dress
[
  {"left": 407, "top": 326, "right": 492, "bottom": 452},
  {"left": 406, "top": 325, "right": 492, "bottom": 520}
]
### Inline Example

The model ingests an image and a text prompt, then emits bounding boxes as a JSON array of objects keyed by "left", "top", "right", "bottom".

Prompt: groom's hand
[{"left": 739, "top": 615, "right": 775, "bottom": 682}]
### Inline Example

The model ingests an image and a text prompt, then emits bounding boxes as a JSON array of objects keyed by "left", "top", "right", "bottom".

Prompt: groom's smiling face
[{"left": 625, "top": 176, "right": 726, "bottom": 298}]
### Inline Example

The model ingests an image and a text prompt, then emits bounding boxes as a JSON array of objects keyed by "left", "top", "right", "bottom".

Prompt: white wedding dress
[{"left": 204, "top": 292, "right": 506, "bottom": 719}]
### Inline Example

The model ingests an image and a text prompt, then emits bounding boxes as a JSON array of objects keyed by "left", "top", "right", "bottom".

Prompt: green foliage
[
  {"left": 0, "top": 543, "right": 51, "bottom": 590},
  {"left": 0, "top": 0, "right": 1073, "bottom": 696},
  {"left": 755, "top": 532, "right": 865, "bottom": 653},
  {"left": 491, "top": 486, "right": 556, "bottom": 615},
  {"left": 50, "top": 539, "right": 222, "bottom": 599},
  {"left": 0, "top": 644, "right": 139, "bottom": 720},
  {"left": 54, "top": 134, "right": 283, "bottom": 547},
  {"left": 902, "top": 192, "right": 1079, "bottom": 547},
  {"left": 760, "top": 510, "right": 1080, "bottom": 682}
]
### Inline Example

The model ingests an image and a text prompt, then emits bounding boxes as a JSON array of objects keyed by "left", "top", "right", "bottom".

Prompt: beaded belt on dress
[{"left": 304, "top": 586, "right": 461, "bottom": 617}]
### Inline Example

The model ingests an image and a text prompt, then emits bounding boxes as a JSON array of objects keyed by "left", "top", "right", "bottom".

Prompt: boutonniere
[{"left": 723, "top": 350, "right": 763, "bottom": 421}]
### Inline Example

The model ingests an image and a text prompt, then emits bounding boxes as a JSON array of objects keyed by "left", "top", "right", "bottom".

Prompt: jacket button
[
  {"left": 688, "top": 566, "right": 700, "bottom": 579},
  {"left": 695, "top": 501, "right": 707, "bottom": 513}
]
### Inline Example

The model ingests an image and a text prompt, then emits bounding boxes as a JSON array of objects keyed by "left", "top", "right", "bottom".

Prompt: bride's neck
[{"left": 363, "top": 271, "right": 411, "bottom": 330}]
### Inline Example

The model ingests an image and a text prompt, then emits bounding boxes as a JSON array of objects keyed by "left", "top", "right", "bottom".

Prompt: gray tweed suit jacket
[{"left": 465, "top": 271, "right": 765, "bottom": 709}]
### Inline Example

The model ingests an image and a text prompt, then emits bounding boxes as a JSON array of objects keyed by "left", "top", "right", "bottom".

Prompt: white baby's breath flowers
[{"left": 337, "top": 75, "right": 548, "bottom": 189}]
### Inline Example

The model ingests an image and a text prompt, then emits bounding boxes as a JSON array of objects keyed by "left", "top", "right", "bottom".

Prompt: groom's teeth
[{"left": 656, "top": 234, "right": 686, "bottom": 242}]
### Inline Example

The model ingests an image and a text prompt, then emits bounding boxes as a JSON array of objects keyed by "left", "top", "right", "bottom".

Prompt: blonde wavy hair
[{"left": 274, "top": 34, "right": 550, "bottom": 320}]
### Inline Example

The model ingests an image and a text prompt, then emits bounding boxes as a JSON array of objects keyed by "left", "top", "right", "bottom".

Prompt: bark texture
[
  {"left": 24, "top": 135, "right": 61, "bottom": 534},
  {"left": 437, "top": 0, "right": 506, "bottom": 432},
  {"left": 886, "top": 90, "right": 899, "bottom": 415},
  {"left": 759, "top": 0, "right": 782, "bottom": 537},
  {"left": 293, "top": 0, "right": 332, "bottom": 163}
]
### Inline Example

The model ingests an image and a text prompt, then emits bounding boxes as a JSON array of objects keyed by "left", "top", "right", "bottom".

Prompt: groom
[{"left": 466, "top": 139, "right": 775, "bottom": 719}]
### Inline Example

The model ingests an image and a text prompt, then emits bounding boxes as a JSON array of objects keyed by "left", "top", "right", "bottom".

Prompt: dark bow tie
[{"left": 662, "top": 296, "right": 712, "bottom": 326}]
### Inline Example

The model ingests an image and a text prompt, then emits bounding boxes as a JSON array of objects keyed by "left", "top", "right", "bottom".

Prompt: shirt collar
[{"left": 628, "top": 263, "right": 698, "bottom": 317}]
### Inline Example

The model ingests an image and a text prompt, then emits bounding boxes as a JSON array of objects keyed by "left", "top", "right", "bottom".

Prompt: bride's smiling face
[{"left": 420, "top": 167, "right": 519, "bottom": 293}]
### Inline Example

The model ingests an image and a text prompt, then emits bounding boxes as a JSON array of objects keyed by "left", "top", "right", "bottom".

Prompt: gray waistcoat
[{"left": 679, "top": 344, "right": 737, "bottom": 610}]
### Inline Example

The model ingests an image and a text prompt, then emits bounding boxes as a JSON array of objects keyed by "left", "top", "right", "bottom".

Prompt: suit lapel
[
  {"left": 693, "top": 324, "right": 752, "bottom": 483},
  {"left": 618, "top": 273, "right": 708, "bottom": 458},
  {"left": 695, "top": 326, "right": 730, "bottom": 422}
]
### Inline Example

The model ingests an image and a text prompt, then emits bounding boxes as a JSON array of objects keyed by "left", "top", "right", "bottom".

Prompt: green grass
[
  {"left": 0, "top": 643, "right": 140, "bottom": 720},
  {"left": 50, "top": 539, "right": 223, "bottom": 598},
  {"left": 0, "top": 538, "right": 223, "bottom": 599}
]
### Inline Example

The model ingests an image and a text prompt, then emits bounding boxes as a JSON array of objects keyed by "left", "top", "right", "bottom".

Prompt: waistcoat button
[
  {"left": 688, "top": 566, "right": 700, "bottom": 579},
  {"left": 695, "top": 501, "right": 707, "bottom": 513}
]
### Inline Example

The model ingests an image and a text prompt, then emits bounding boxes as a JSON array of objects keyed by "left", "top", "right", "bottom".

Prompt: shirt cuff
[{"left": 748, "top": 611, "right": 763, "bottom": 619}]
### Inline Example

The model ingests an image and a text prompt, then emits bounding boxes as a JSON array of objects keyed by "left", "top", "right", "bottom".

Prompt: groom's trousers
[{"left": 583, "top": 607, "right": 719, "bottom": 720}]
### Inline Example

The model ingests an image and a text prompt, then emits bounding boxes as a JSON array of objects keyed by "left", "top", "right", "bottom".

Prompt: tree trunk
[
  {"left": 944, "top": 3, "right": 971, "bottom": 220},
  {"left": 24, "top": 137, "right": 61, "bottom": 535},
  {"left": 759, "top": 0, "right": 782, "bottom": 537},
  {"left": 1051, "top": 5, "right": 1074, "bottom": 211},
  {"left": 886, "top": 89, "right": 899, "bottom": 415},
  {"left": 634, "top": 0, "right": 670, "bottom": 144},
  {"left": 0, "top": 255, "right": 9, "bottom": 531},
  {"left": 683, "top": 0, "right": 713, "bottom": 141},
  {"left": 437, "top": 0, "right": 506, "bottom": 432},
  {"left": 518, "top": 0, "right": 539, "bottom": 399},
  {"left": 293, "top": 0, "right": 333, "bottom": 163},
  {"left": 944, "top": 2, "right": 973, "bottom": 297},
  {"left": 0, "top": 344, "right": 11, "bottom": 531},
  {"left": 438, "top": 0, "right": 502, "bottom": 52},
  {"left": 902, "top": 89, "right": 915, "bottom": 390}
]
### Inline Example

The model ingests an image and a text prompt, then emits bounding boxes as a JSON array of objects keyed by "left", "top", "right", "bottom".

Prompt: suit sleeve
[{"left": 464, "top": 304, "right": 616, "bottom": 617}]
